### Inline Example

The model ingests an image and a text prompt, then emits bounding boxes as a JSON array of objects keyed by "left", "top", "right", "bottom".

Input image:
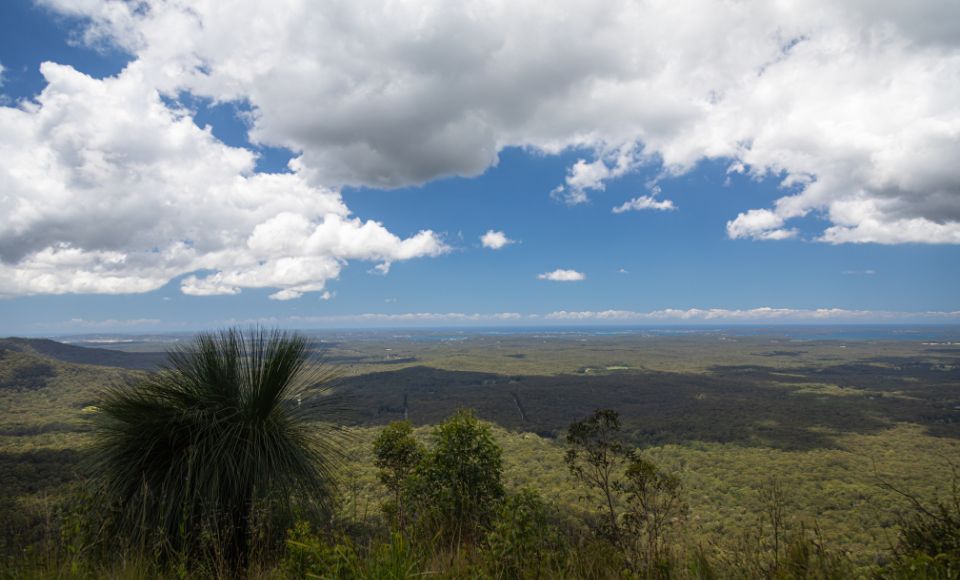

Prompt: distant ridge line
[{"left": 0, "top": 338, "right": 165, "bottom": 371}]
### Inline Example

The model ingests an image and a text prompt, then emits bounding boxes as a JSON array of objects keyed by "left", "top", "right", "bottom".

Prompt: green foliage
[
  {"left": 883, "top": 464, "right": 960, "bottom": 578},
  {"left": 410, "top": 409, "right": 505, "bottom": 546},
  {"left": 88, "top": 328, "right": 345, "bottom": 567},
  {"left": 715, "top": 481, "right": 854, "bottom": 579},
  {"left": 563, "top": 409, "right": 692, "bottom": 577},
  {"left": 363, "top": 532, "right": 423, "bottom": 580},
  {"left": 482, "top": 489, "right": 561, "bottom": 579},
  {"left": 565, "top": 409, "right": 692, "bottom": 576},
  {"left": 279, "top": 521, "right": 425, "bottom": 580},
  {"left": 280, "top": 520, "right": 361, "bottom": 579},
  {"left": 779, "top": 526, "right": 855, "bottom": 579},
  {"left": 620, "top": 456, "right": 687, "bottom": 575},
  {"left": 3, "top": 332, "right": 960, "bottom": 576},
  {"left": 565, "top": 408, "right": 630, "bottom": 543},
  {"left": 882, "top": 552, "right": 960, "bottom": 579},
  {"left": 373, "top": 421, "right": 423, "bottom": 530}
]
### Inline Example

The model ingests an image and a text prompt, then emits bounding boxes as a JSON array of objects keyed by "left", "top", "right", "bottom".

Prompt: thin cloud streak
[
  {"left": 538, "top": 269, "right": 586, "bottom": 281},
  {"left": 256, "top": 308, "right": 960, "bottom": 326},
  {"left": 35, "top": 308, "right": 960, "bottom": 334}
]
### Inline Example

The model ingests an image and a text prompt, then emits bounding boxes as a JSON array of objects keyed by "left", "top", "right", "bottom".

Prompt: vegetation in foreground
[
  {"left": 1, "top": 329, "right": 959, "bottom": 578},
  {"left": 6, "top": 409, "right": 960, "bottom": 578}
]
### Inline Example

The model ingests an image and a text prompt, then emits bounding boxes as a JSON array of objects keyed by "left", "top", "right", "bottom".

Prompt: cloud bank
[
  {"left": 542, "top": 308, "right": 960, "bottom": 322},
  {"left": 3, "top": 0, "right": 960, "bottom": 300},
  {"left": 43, "top": 307, "right": 960, "bottom": 333},
  {"left": 36, "top": 0, "right": 960, "bottom": 247},
  {"left": 0, "top": 62, "right": 447, "bottom": 298},
  {"left": 333, "top": 307, "right": 960, "bottom": 323}
]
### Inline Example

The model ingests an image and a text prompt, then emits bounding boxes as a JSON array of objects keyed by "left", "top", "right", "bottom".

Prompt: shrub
[
  {"left": 410, "top": 409, "right": 504, "bottom": 546},
  {"left": 883, "top": 464, "right": 960, "bottom": 578},
  {"left": 482, "top": 489, "right": 562, "bottom": 579},
  {"left": 280, "top": 520, "right": 361, "bottom": 579},
  {"left": 89, "top": 328, "right": 345, "bottom": 569}
]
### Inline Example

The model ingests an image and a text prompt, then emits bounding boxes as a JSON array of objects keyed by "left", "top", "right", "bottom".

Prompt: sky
[{"left": 0, "top": 0, "right": 959, "bottom": 335}]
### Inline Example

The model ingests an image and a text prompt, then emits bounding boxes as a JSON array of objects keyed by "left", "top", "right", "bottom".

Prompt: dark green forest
[{"left": 1, "top": 331, "right": 959, "bottom": 578}]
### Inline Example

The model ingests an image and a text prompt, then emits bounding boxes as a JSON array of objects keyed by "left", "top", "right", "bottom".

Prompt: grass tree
[{"left": 89, "top": 327, "right": 344, "bottom": 567}]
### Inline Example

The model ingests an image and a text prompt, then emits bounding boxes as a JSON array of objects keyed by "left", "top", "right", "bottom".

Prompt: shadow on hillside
[
  {"left": 336, "top": 361, "right": 960, "bottom": 450},
  {"left": 707, "top": 356, "right": 960, "bottom": 440},
  {"left": 0, "top": 338, "right": 165, "bottom": 370},
  {"left": 0, "top": 360, "right": 56, "bottom": 391},
  {"left": 0, "top": 449, "right": 83, "bottom": 498}
]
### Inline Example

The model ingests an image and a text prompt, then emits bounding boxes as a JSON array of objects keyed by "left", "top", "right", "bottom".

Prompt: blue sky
[{"left": 1, "top": 1, "right": 958, "bottom": 334}]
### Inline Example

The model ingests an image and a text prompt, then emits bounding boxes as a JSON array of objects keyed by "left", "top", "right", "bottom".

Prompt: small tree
[
  {"left": 373, "top": 420, "right": 423, "bottom": 530},
  {"left": 722, "top": 479, "right": 852, "bottom": 578},
  {"left": 565, "top": 408, "right": 630, "bottom": 545},
  {"left": 882, "top": 463, "right": 960, "bottom": 577},
  {"left": 620, "top": 457, "right": 687, "bottom": 575},
  {"left": 412, "top": 409, "right": 504, "bottom": 546},
  {"left": 567, "top": 409, "right": 688, "bottom": 575},
  {"left": 759, "top": 477, "right": 787, "bottom": 573}
]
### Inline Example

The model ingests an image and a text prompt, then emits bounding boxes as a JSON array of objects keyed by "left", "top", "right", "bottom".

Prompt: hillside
[{"left": 0, "top": 338, "right": 165, "bottom": 371}]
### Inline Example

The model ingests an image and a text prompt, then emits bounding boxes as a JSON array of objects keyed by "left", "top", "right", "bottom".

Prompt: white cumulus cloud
[
  {"left": 18, "top": 0, "right": 960, "bottom": 263},
  {"left": 480, "top": 230, "right": 515, "bottom": 250},
  {"left": 0, "top": 63, "right": 447, "bottom": 298},
  {"left": 726, "top": 209, "right": 798, "bottom": 241},
  {"left": 612, "top": 190, "right": 677, "bottom": 214},
  {"left": 552, "top": 145, "right": 646, "bottom": 205},
  {"left": 538, "top": 269, "right": 585, "bottom": 282}
]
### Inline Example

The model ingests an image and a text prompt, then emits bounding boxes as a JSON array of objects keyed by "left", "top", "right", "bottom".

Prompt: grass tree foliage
[{"left": 89, "top": 327, "right": 344, "bottom": 567}]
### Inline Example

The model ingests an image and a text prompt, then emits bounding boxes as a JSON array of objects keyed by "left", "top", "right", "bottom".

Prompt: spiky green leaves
[{"left": 89, "top": 328, "right": 344, "bottom": 562}]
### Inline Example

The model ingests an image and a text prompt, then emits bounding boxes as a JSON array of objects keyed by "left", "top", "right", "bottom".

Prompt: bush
[
  {"left": 364, "top": 532, "right": 424, "bottom": 579},
  {"left": 409, "top": 409, "right": 504, "bottom": 546},
  {"left": 482, "top": 489, "right": 561, "bottom": 579},
  {"left": 883, "top": 464, "right": 960, "bottom": 578},
  {"left": 280, "top": 520, "right": 361, "bottom": 579}
]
